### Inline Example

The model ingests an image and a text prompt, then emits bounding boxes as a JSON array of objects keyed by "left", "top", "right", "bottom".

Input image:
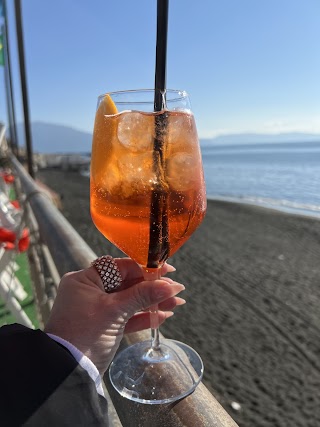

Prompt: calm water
[{"left": 201, "top": 141, "right": 320, "bottom": 217}]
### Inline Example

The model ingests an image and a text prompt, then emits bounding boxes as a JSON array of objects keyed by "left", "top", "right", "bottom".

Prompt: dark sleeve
[{"left": 0, "top": 324, "right": 108, "bottom": 427}]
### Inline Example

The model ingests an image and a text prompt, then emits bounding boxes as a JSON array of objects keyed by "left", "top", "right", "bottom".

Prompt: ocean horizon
[{"left": 201, "top": 140, "right": 320, "bottom": 218}]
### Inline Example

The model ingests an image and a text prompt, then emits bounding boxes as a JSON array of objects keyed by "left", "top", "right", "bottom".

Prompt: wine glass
[{"left": 90, "top": 89, "right": 207, "bottom": 404}]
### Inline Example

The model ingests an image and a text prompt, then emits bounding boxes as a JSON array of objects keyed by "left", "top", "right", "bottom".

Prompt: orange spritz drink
[
  {"left": 91, "top": 97, "right": 206, "bottom": 267},
  {"left": 90, "top": 89, "right": 206, "bottom": 404}
]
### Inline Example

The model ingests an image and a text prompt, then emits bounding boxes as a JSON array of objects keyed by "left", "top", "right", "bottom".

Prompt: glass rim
[{"left": 97, "top": 89, "right": 189, "bottom": 105}]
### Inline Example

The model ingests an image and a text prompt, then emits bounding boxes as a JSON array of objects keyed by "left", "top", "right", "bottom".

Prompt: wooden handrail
[{"left": 11, "top": 155, "right": 238, "bottom": 427}]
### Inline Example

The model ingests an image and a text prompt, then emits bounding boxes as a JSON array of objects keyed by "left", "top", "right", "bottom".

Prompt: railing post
[{"left": 14, "top": 0, "right": 35, "bottom": 177}]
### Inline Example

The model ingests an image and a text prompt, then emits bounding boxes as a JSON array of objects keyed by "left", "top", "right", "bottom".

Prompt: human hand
[{"left": 44, "top": 258, "right": 185, "bottom": 375}]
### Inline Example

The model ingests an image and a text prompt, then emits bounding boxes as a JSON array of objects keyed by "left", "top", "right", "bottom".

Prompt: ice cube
[
  {"left": 117, "top": 112, "right": 154, "bottom": 152},
  {"left": 117, "top": 152, "right": 156, "bottom": 197},
  {"left": 97, "top": 161, "right": 120, "bottom": 194},
  {"left": 167, "top": 112, "right": 194, "bottom": 148},
  {"left": 166, "top": 153, "right": 200, "bottom": 191}
]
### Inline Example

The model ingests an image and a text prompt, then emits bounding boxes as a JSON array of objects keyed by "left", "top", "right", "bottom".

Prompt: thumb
[{"left": 113, "top": 278, "right": 185, "bottom": 316}]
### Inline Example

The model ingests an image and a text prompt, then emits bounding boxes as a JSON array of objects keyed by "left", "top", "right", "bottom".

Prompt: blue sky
[{"left": 1, "top": 0, "right": 320, "bottom": 140}]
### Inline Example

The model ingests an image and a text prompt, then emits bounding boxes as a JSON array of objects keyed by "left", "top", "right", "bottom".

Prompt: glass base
[{"left": 109, "top": 339, "right": 203, "bottom": 404}]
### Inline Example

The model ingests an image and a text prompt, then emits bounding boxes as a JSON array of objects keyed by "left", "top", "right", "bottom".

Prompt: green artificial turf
[{"left": 0, "top": 252, "right": 39, "bottom": 328}]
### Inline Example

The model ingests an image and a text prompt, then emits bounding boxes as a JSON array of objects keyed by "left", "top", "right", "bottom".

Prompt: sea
[{"left": 200, "top": 141, "right": 320, "bottom": 218}]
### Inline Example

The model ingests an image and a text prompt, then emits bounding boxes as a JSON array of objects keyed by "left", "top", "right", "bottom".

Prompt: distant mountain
[
  {"left": 15, "top": 122, "right": 320, "bottom": 153},
  {"left": 201, "top": 132, "right": 320, "bottom": 147},
  {"left": 17, "top": 122, "right": 92, "bottom": 153}
]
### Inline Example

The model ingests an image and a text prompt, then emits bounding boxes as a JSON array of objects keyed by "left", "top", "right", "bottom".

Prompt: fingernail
[
  {"left": 176, "top": 297, "right": 186, "bottom": 305},
  {"left": 174, "top": 282, "right": 185, "bottom": 291},
  {"left": 155, "top": 282, "right": 184, "bottom": 299},
  {"left": 165, "top": 263, "right": 176, "bottom": 272},
  {"left": 166, "top": 311, "right": 174, "bottom": 318}
]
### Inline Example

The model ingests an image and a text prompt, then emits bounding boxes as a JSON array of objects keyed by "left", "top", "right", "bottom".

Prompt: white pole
[{"left": 0, "top": 279, "right": 34, "bottom": 328}]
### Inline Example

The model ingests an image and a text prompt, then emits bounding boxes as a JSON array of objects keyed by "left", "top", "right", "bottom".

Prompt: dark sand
[{"left": 38, "top": 169, "right": 320, "bottom": 427}]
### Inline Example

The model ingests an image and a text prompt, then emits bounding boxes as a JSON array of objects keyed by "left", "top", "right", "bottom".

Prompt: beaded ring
[{"left": 91, "top": 255, "right": 122, "bottom": 293}]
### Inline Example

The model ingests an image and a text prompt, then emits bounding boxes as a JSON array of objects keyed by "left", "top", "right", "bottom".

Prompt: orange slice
[
  {"left": 101, "top": 94, "right": 118, "bottom": 115},
  {"left": 91, "top": 94, "right": 118, "bottom": 182},
  {"left": 93, "top": 94, "right": 118, "bottom": 134}
]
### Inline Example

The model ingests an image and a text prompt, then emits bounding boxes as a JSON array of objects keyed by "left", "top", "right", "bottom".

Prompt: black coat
[{"left": 0, "top": 324, "right": 108, "bottom": 426}]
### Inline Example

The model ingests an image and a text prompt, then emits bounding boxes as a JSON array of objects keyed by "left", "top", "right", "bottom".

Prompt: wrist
[{"left": 46, "top": 333, "right": 105, "bottom": 397}]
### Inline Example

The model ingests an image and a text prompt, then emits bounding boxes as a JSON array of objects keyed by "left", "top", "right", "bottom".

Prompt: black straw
[
  {"left": 154, "top": 0, "right": 169, "bottom": 110},
  {"left": 147, "top": 0, "right": 170, "bottom": 268}
]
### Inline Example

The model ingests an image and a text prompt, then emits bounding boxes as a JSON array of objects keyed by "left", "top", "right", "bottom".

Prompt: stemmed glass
[{"left": 90, "top": 89, "right": 207, "bottom": 404}]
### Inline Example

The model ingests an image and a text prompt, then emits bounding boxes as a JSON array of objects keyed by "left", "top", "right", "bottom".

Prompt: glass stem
[
  {"left": 143, "top": 267, "right": 161, "bottom": 351},
  {"left": 150, "top": 304, "right": 160, "bottom": 350}
]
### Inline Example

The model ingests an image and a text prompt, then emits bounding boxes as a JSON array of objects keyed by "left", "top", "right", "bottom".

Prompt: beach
[{"left": 38, "top": 169, "right": 320, "bottom": 427}]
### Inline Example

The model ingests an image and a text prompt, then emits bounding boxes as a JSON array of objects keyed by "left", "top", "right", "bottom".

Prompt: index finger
[{"left": 115, "top": 258, "right": 176, "bottom": 288}]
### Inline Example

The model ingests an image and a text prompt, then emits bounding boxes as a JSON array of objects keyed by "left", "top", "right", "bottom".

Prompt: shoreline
[
  {"left": 207, "top": 194, "right": 320, "bottom": 221},
  {"left": 37, "top": 169, "right": 320, "bottom": 427}
]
